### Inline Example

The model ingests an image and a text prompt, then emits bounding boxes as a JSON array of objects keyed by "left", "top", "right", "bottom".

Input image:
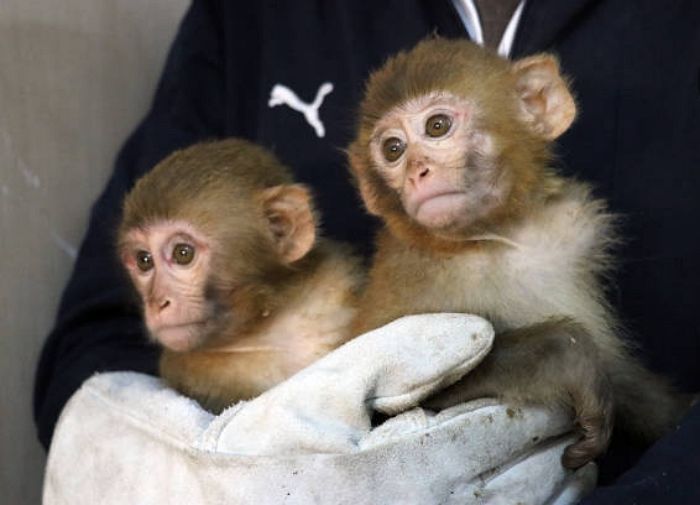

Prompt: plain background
[{"left": 0, "top": 1, "right": 188, "bottom": 502}]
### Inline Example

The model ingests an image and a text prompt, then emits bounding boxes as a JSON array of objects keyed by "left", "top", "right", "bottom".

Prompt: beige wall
[{"left": 0, "top": 1, "right": 189, "bottom": 502}]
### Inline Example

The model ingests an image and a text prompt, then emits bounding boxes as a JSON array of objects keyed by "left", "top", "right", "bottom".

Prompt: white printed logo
[{"left": 268, "top": 82, "right": 334, "bottom": 138}]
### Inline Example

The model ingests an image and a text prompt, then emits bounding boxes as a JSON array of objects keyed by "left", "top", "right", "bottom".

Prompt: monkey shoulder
[
  {"left": 480, "top": 181, "right": 619, "bottom": 331},
  {"left": 255, "top": 240, "right": 363, "bottom": 354},
  {"left": 507, "top": 180, "right": 617, "bottom": 273},
  {"left": 314, "top": 239, "right": 367, "bottom": 296},
  {"left": 355, "top": 230, "right": 451, "bottom": 326}
]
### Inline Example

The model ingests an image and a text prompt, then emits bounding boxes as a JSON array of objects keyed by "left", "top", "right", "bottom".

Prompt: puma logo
[{"left": 268, "top": 82, "right": 334, "bottom": 138}]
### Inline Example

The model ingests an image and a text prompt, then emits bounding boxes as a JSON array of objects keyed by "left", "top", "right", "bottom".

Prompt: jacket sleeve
[
  {"left": 582, "top": 401, "right": 700, "bottom": 505},
  {"left": 33, "top": 0, "right": 226, "bottom": 449}
]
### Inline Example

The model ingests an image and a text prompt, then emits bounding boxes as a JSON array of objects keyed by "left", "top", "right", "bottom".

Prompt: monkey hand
[
  {"left": 541, "top": 321, "right": 615, "bottom": 469},
  {"left": 559, "top": 355, "right": 615, "bottom": 469},
  {"left": 424, "top": 319, "right": 615, "bottom": 469}
]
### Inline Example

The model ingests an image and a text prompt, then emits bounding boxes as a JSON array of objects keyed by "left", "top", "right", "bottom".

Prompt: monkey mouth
[
  {"left": 414, "top": 190, "right": 465, "bottom": 208},
  {"left": 152, "top": 320, "right": 208, "bottom": 352},
  {"left": 151, "top": 319, "right": 208, "bottom": 332},
  {"left": 411, "top": 191, "right": 469, "bottom": 226}
]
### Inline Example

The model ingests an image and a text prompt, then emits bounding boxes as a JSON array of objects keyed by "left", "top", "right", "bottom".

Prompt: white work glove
[{"left": 44, "top": 314, "right": 595, "bottom": 505}]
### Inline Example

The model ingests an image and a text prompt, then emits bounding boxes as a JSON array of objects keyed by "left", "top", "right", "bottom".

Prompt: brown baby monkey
[
  {"left": 347, "top": 39, "right": 686, "bottom": 468},
  {"left": 118, "top": 139, "right": 364, "bottom": 412}
]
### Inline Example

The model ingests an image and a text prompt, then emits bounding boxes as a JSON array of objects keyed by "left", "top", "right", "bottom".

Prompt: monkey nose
[
  {"left": 150, "top": 297, "right": 171, "bottom": 313},
  {"left": 409, "top": 166, "right": 431, "bottom": 187}
]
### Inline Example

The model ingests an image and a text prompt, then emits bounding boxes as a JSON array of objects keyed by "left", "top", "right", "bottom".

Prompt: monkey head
[
  {"left": 348, "top": 38, "right": 576, "bottom": 249},
  {"left": 118, "top": 139, "right": 317, "bottom": 352}
]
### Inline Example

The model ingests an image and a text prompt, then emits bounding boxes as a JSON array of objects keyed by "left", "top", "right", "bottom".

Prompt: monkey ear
[
  {"left": 347, "top": 146, "right": 382, "bottom": 216},
  {"left": 259, "top": 184, "right": 317, "bottom": 264},
  {"left": 512, "top": 54, "right": 577, "bottom": 140},
  {"left": 358, "top": 177, "right": 381, "bottom": 215}
]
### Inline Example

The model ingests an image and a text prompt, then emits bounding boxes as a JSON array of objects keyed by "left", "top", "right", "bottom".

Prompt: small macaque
[
  {"left": 118, "top": 139, "right": 364, "bottom": 412},
  {"left": 347, "top": 39, "right": 687, "bottom": 468}
]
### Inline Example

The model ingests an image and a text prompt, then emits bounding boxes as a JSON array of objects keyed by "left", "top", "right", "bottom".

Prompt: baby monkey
[
  {"left": 119, "top": 139, "right": 364, "bottom": 412},
  {"left": 348, "top": 39, "right": 686, "bottom": 468}
]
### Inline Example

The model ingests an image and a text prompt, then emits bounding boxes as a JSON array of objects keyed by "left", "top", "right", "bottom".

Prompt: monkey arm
[
  {"left": 425, "top": 318, "right": 614, "bottom": 469},
  {"left": 33, "top": 0, "right": 226, "bottom": 449}
]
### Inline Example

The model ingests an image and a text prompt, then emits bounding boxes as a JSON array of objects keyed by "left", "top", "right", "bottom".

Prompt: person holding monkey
[{"left": 35, "top": 1, "right": 700, "bottom": 503}]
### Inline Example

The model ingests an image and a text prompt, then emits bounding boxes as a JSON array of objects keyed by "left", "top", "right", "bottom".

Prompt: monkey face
[
  {"left": 120, "top": 220, "right": 217, "bottom": 352},
  {"left": 350, "top": 40, "right": 578, "bottom": 247},
  {"left": 368, "top": 91, "right": 508, "bottom": 232}
]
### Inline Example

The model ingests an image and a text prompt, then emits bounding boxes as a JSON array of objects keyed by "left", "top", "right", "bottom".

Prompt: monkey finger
[
  {"left": 563, "top": 390, "right": 614, "bottom": 468},
  {"left": 562, "top": 427, "right": 608, "bottom": 469}
]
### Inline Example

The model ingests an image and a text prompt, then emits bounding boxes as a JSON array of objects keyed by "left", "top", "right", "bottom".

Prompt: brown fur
[
  {"left": 348, "top": 39, "right": 685, "bottom": 468},
  {"left": 119, "top": 139, "right": 365, "bottom": 412}
]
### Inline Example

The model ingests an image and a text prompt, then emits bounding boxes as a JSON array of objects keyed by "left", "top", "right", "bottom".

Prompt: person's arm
[{"left": 33, "top": 0, "right": 226, "bottom": 449}]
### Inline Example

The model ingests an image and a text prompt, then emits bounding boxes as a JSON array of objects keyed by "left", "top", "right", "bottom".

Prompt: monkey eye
[
  {"left": 382, "top": 137, "right": 406, "bottom": 162},
  {"left": 172, "top": 243, "right": 195, "bottom": 265},
  {"left": 135, "top": 250, "right": 154, "bottom": 272},
  {"left": 425, "top": 114, "right": 452, "bottom": 138}
]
